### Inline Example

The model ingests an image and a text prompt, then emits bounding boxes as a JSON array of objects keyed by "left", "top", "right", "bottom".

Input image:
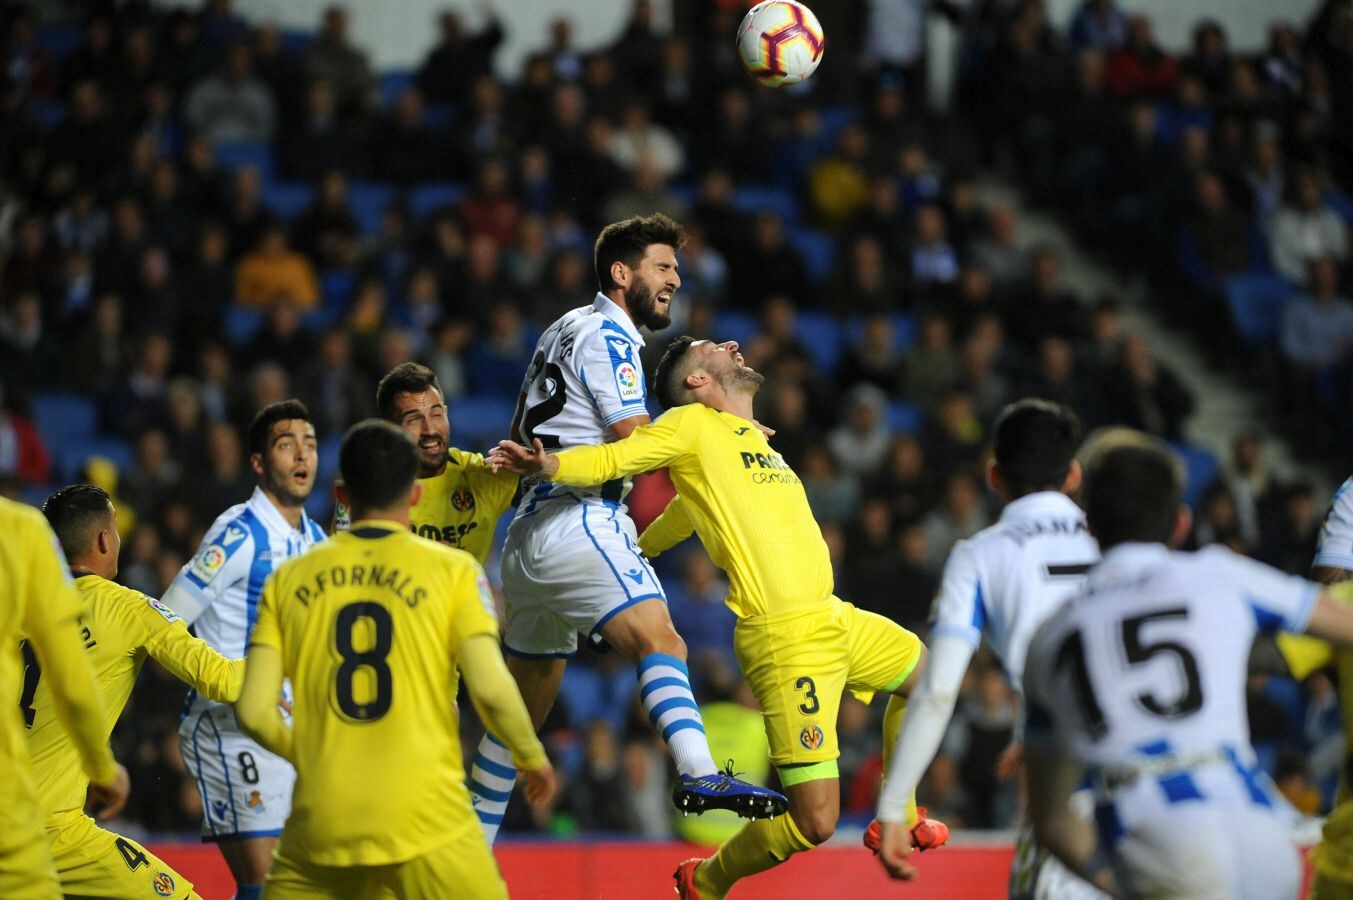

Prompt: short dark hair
[
  {"left": 247, "top": 399, "right": 312, "bottom": 456},
  {"left": 992, "top": 399, "right": 1081, "bottom": 498},
  {"left": 340, "top": 419, "right": 419, "bottom": 511},
  {"left": 594, "top": 213, "right": 686, "bottom": 292},
  {"left": 42, "top": 484, "right": 113, "bottom": 559},
  {"left": 376, "top": 362, "right": 442, "bottom": 422},
  {"left": 1083, "top": 437, "right": 1182, "bottom": 550},
  {"left": 653, "top": 335, "right": 698, "bottom": 410}
]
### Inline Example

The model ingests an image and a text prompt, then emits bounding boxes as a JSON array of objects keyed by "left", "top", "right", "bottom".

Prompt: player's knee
[{"left": 791, "top": 807, "right": 837, "bottom": 845}]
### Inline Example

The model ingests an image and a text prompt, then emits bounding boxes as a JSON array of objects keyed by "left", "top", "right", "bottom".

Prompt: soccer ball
[{"left": 736, "top": 0, "right": 825, "bottom": 88}]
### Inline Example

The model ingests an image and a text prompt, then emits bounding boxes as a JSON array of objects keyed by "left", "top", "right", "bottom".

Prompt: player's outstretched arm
[
  {"left": 1303, "top": 591, "right": 1353, "bottom": 647},
  {"left": 459, "top": 633, "right": 557, "bottom": 805},
  {"left": 142, "top": 600, "right": 246, "bottom": 702},
  {"left": 236, "top": 644, "right": 294, "bottom": 762},
  {"left": 638, "top": 494, "right": 695, "bottom": 559}
]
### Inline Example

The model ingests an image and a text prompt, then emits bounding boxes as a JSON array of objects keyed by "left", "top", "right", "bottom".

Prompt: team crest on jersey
[
  {"left": 799, "top": 725, "right": 824, "bottom": 750},
  {"left": 615, "top": 362, "right": 642, "bottom": 402},
  {"left": 609, "top": 338, "right": 634, "bottom": 361},
  {"left": 222, "top": 525, "right": 247, "bottom": 546},
  {"left": 152, "top": 872, "right": 176, "bottom": 897},
  {"left": 247, "top": 790, "right": 266, "bottom": 813},
  {"left": 146, "top": 596, "right": 182, "bottom": 623},
  {"left": 189, "top": 546, "right": 227, "bottom": 584},
  {"left": 452, "top": 489, "right": 475, "bottom": 512}
]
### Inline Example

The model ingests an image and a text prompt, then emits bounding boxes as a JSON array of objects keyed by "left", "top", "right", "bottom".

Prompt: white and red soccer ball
[{"left": 737, "top": 0, "right": 825, "bottom": 88}]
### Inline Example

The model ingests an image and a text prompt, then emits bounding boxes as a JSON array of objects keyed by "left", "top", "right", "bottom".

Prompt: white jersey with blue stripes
[
  {"left": 512, "top": 293, "right": 648, "bottom": 515},
  {"left": 1315, "top": 475, "right": 1353, "bottom": 571},
  {"left": 1024, "top": 543, "right": 1317, "bottom": 770},
  {"left": 166, "top": 486, "right": 326, "bottom": 662},
  {"left": 931, "top": 491, "right": 1099, "bottom": 691}
]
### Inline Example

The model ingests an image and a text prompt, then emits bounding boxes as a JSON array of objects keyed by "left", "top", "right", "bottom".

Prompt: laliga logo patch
[
  {"left": 615, "top": 362, "right": 642, "bottom": 401},
  {"left": 146, "top": 596, "right": 182, "bottom": 623},
  {"left": 152, "top": 872, "right": 176, "bottom": 897},
  {"left": 452, "top": 490, "right": 475, "bottom": 512},
  {"left": 190, "top": 546, "right": 227, "bottom": 584},
  {"left": 247, "top": 790, "right": 266, "bottom": 813},
  {"left": 799, "top": 725, "right": 824, "bottom": 750}
]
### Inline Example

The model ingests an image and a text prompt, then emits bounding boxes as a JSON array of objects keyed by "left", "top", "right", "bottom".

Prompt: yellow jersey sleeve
[
  {"left": 236, "top": 578, "right": 292, "bottom": 761},
  {"left": 553, "top": 406, "right": 696, "bottom": 487},
  {"left": 21, "top": 521, "right": 116, "bottom": 786},
  {"left": 639, "top": 494, "right": 696, "bottom": 558},
  {"left": 137, "top": 596, "right": 245, "bottom": 703},
  {"left": 449, "top": 557, "right": 502, "bottom": 646}
]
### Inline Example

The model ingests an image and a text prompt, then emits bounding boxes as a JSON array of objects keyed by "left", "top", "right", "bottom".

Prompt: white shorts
[
  {"left": 178, "top": 693, "right": 295, "bottom": 840},
  {"left": 500, "top": 499, "right": 665, "bottom": 658},
  {"left": 1102, "top": 762, "right": 1301, "bottom": 900}
]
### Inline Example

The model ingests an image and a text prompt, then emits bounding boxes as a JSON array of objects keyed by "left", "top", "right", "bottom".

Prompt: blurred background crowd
[{"left": 0, "top": 0, "right": 1347, "bottom": 841}]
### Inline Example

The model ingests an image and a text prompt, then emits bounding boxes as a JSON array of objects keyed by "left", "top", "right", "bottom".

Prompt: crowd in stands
[{"left": 0, "top": 0, "right": 1344, "bottom": 838}]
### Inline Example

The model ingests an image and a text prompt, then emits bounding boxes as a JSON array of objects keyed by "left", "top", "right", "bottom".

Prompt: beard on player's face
[
  {"left": 721, "top": 365, "right": 765, "bottom": 394},
  {"left": 625, "top": 278, "right": 673, "bottom": 331}
]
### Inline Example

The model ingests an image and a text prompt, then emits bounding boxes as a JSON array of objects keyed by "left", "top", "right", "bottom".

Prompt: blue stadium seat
[
  {"left": 409, "top": 182, "right": 467, "bottom": 223},
  {"left": 379, "top": 71, "right": 416, "bottom": 108},
  {"left": 732, "top": 187, "right": 799, "bottom": 225},
  {"left": 60, "top": 437, "right": 134, "bottom": 482},
  {"left": 1326, "top": 190, "right": 1353, "bottom": 225},
  {"left": 795, "top": 310, "right": 842, "bottom": 375},
  {"left": 424, "top": 103, "right": 456, "bottom": 128},
  {"left": 886, "top": 401, "right": 924, "bottom": 435},
  {"left": 321, "top": 269, "right": 356, "bottom": 309},
  {"left": 348, "top": 182, "right": 396, "bottom": 237},
  {"left": 214, "top": 140, "right": 275, "bottom": 179},
  {"left": 278, "top": 29, "right": 312, "bottom": 57},
  {"left": 712, "top": 311, "right": 760, "bottom": 345},
  {"left": 1170, "top": 441, "right": 1220, "bottom": 508},
  {"left": 1224, "top": 273, "right": 1293, "bottom": 346},
  {"left": 448, "top": 395, "right": 517, "bottom": 451},
  {"left": 787, "top": 228, "right": 835, "bottom": 284},
  {"left": 314, "top": 434, "right": 342, "bottom": 496},
  {"left": 262, "top": 181, "right": 313, "bottom": 221},
  {"left": 818, "top": 106, "right": 859, "bottom": 144},
  {"left": 32, "top": 393, "right": 97, "bottom": 447},
  {"left": 225, "top": 306, "right": 265, "bottom": 345},
  {"left": 29, "top": 100, "right": 64, "bottom": 132},
  {"left": 669, "top": 184, "right": 697, "bottom": 208},
  {"left": 19, "top": 483, "right": 53, "bottom": 509}
]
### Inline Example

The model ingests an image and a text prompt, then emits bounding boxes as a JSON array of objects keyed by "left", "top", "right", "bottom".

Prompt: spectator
[
  {"left": 1177, "top": 170, "right": 1263, "bottom": 290},
  {"left": 909, "top": 203, "right": 961, "bottom": 295},
  {"left": 183, "top": 43, "right": 277, "bottom": 144},
  {"left": 292, "top": 168, "right": 360, "bottom": 269},
  {"left": 1219, "top": 432, "right": 1272, "bottom": 551},
  {"left": 802, "top": 443, "right": 862, "bottom": 526},
  {"left": 601, "top": 157, "right": 690, "bottom": 226},
  {"left": 1245, "top": 131, "right": 1287, "bottom": 225},
  {"left": 0, "top": 384, "right": 50, "bottom": 485},
  {"left": 872, "top": 435, "right": 937, "bottom": 523},
  {"left": 296, "top": 328, "right": 374, "bottom": 436},
  {"left": 48, "top": 79, "right": 119, "bottom": 188},
  {"left": 221, "top": 166, "right": 271, "bottom": 258},
  {"left": 467, "top": 302, "right": 534, "bottom": 396},
  {"left": 0, "top": 290, "right": 60, "bottom": 398},
  {"left": 970, "top": 204, "right": 1027, "bottom": 289},
  {"left": 838, "top": 313, "right": 906, "bottom": 394},
  {"left": 1270, "top": 169, "right": 1349, "bottom": 283},
  {"left": 235, "top": 224, "right": 321, "bottom": 309},
  {"left": 944, "top": 665, "right": 1017, "bottom": 827},
  {"left": 842, "top": 497, "right": 899, "bottom": 611},
  {"left": 175, "top": 222, "right": 234, "bottom": 347},
  {"left": 921, "top": 471, "right": 989, "bottom": 570},
  {"left": 375, "top": 87, "right": 442, "bottom": 186},
  {"left": 246, "top": 303, "right": 315, "bottom": 376},
  {"left": 121, "top": 429, "right": 181, "bottom": 518},
  {"left": 1068, "top": 0, "right": 1128, "bottom": 51},
  {"left": 760, "top": 381, "right": 818, "bottom": 470},
  {"left": 1107, "top": 14, "right": 1179, "bottom": 100},
  {"left": 1003, "top": 245, "right": 1089, "bottom": 350},
  {"left": 828, "top": 235, "right": 904, "bottom": 316},
  {"left": 280, "top": 78, "right": 364, "bottom": 182},
  {"left": 608, "top": 100, "right": 685, "bottom": 181},
  {"left": 1102, "top": 333, "right": 1195, "bottom": 440},
  {"left": 1182, "top": 20, "right": 1233, "bottom": 97},
  {"left": 105, "top": 331, "right": 173, "bottom": 437},
  {"left": 301, "top": 5, "right": 376, "bottom": 115},
  {"left": 417, "top": 7, "right": 504, "bottom": 107},
  {"left": 726, "top": 212, "right": 809, "bottom": 311},
  {"left": 69, "top": 293, "right": 132, "bottom": 395},
  {"left": 809, "top": 123, "right": 873, "bottom": 231},
  {"left": 903, "top": 312, "right": 962, "bottom": 410},
  {"left": 1, "top": 211, "right": 59, "bottom": 298},
  {"left": 827, "top": 383, "right": 893, "bottom": 479},
  {"left": 1280, "top": 256, "right": 1353, "bottom": 370}
]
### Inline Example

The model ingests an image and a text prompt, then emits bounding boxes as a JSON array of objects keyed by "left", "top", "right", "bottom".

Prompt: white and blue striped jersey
[
  {"left": 163, "top": 487, "right": 326, "bottom": 660},
  {"left": 1024, "top": 543, "right": 1317, "bottom": 771},
  {"left": 512, "top": 293, "right": 649, "bottom": 515},
  {"left": 931, "top": 491, "right": 1099, "bottom": 691},
  {"left": 1315, "top": 476, "right": 1353, "bottom": 571}
]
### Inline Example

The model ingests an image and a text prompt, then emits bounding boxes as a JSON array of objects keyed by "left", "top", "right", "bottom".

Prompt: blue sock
[
  {"left": 233, "top": 885, "right": 263, "bottom": 900},
  {"left": 468, "top": 731, "right": 517, "bottom": 844},
  {"left": 638, "top": 652, "right": 717, "bottom": 777}
]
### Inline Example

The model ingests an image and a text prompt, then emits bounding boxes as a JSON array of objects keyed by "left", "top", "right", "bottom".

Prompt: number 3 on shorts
[{"left": 795, "top": 676, "right": 819, "bottom": 715}]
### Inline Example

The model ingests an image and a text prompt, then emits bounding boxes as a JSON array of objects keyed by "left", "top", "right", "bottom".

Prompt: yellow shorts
[
  {"left": 0, "top": 802, "right": 59, "bottom": 900},
  {"left": 46, "top": 810, "right": 197, "bottom": 899},
  {"left": 734, "top": 597, "right": 923, "bottom": 767},
  {"left": 263, "top": 830, "right": 507, "bottom": 900},
  {"left": 1310, "top": 801, "right": 1353, "bottom": 899}
]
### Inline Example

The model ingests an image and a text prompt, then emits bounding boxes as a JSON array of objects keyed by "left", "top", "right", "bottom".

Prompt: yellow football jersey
[
  {"left": 552, "top": 403, "right": 835, "bottom": 618},
  {"left": 26, "top": 574, "right": 243, "bottom": 816},
  {"left": 1279, "top": 583, "right": 1353, "bottom": 886},
  {"left": 0, "top": 499, "right": 113, "bottom": 895},
  {"left": 248, "top": 522, "right": 501, "bottom": 866},
  {"left": 335, "top": 447, "right": 518, "bottom": 564}
]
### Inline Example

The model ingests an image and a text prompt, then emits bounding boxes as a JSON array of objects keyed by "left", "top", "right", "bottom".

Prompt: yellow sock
[
  {"left": 882, "top": 694, "right": 919, "bottom": 827},
  {"left": 695, "top": 812, "right": 815, "bottom": 899}
]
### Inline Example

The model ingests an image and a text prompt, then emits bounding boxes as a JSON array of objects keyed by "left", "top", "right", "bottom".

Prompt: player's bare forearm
[
  {"left": 1312, "top": 565, "right": 1353, "bottom": 585},
  {"left": 489, "top": 439, "right": 558, "bottom": 477},
  {"left": 1304, "top": 593, "right": 1353, "bottom": 647},
  {"left": 235, "top": 645, "right": 294, "bottom": 762},
  {"left": 1025, "top": 746, "right": 1114, "bottom": 893}
]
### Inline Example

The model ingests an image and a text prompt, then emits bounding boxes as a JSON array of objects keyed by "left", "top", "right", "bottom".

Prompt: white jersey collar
[
  {"left": 999, "top": 490, "right": 1082, "bottom": 521},
  {"left": 592, "top": 292, "right": 646, "bottom": 346},
  {"left": 1099, "top": 541, "right": 1171, "bottom": 568},
  {"left": 246, "top": 485, "right": 312, "bottom": 537}
]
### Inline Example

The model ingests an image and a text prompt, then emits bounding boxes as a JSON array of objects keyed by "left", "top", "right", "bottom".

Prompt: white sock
[
  {"left": 638, "top": 652, "right": 717, "bottom": 777},
  {"left": 468, "top": 732, "right": 516, "bottom": 844}
]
